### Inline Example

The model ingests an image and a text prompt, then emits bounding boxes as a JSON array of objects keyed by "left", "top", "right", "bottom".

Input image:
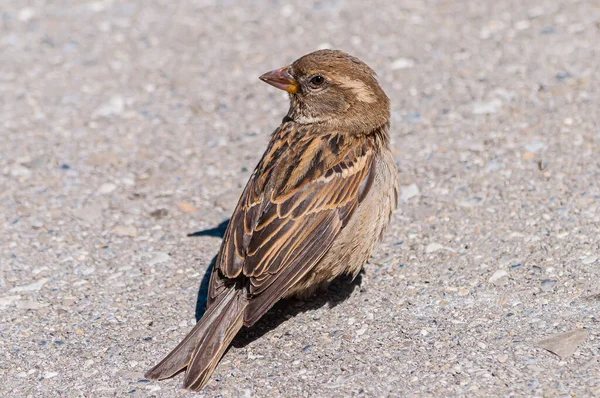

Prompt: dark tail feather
[
  {"left": 144, "top": 288, "right": 245, "bottom": 385},
  {"left": 183, "top": 291, "right": 245, "bottom": 390}
]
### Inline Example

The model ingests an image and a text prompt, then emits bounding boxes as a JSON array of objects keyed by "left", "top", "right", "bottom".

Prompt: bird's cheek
[{"left": 321, "top": 96, "right": 350, "bottom": 115}]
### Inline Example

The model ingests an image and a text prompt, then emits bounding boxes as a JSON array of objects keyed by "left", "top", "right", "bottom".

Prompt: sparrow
[{"left": 145, "top": 49, "right": 399, "bottom": 391}]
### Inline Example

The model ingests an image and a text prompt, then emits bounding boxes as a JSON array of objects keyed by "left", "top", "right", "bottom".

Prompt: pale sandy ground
[{"left": 1, "top": 0, "right": 599, "bottom": 396}]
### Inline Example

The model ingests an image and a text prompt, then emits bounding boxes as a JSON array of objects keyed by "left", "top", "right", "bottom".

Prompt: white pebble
[
  {"left": 472, "top": 99, "right": 502, "bottom": 114},
  {"left": 489, "top": 270, "right": 508, "bottom": 284},
  {"left": 98, "top": 183, "right": 116, "bottom": 194},
  {"left": 391, "top": 58, "right": 416, "bottom": 70}
]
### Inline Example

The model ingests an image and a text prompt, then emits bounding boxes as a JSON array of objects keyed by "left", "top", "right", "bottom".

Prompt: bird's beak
[{"left": 259, "top": 66, "right": 299, "bottom": 94}]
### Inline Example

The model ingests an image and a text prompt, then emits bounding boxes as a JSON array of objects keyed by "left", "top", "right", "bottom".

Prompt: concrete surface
[{"left": 1, "top": 0, "right": 599, "bottom": 396}]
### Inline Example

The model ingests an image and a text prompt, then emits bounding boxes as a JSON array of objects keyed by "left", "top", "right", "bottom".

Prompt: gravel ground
[{"left": 1, "top": 0, "right": 599, "bottom": 396}]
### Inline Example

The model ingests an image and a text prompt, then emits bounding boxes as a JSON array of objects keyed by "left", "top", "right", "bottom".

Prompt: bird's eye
[{"left": 309, "top": 75, "right": 325, "bottom": 87}]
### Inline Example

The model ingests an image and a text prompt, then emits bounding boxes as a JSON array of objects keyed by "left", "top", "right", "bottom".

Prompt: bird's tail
[{"left": 144, "top": 288, "right": 246, "bottom": 391}]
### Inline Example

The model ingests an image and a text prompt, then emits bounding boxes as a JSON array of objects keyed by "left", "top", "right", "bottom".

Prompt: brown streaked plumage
[{"left": 145, "top": 49, "right": 399, "bottom": 391}]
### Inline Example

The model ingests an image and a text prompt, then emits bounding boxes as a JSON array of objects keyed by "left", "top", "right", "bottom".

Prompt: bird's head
[{"left": 260, "top": 49, "right": 390, "bottom": 132}]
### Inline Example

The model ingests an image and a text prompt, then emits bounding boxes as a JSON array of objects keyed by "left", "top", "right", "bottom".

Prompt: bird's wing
[{"left": 209, "top": 124, "right": 378, "bottom": 326}]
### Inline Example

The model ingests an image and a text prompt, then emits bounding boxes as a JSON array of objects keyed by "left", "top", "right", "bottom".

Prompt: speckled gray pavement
[{"left": 1, "top": 0, "right": 599, "bottom": 396}]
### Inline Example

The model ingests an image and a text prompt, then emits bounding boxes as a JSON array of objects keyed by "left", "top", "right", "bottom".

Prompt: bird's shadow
[
  {"left": 189, "top": 220, "right": 230, "bottom": 321},
  {"left": 232, "top": 273, "right": 362, "bottom": 348},
  {"left": 190, "top": 219, "right": 363, "bottom": 349},
  {"left": 187, "top": 219, "right": 230, "bottom": 238}
]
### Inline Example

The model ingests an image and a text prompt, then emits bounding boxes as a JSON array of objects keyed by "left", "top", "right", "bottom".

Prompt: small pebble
[
  {"left": 540, "top": 279, "right": 557, "bottom": 292},
  {"left": 10, "top": 165, "right": 32, "bottom": 178},
  {"left": 489, "top": 270, "right": 508, "bottom": 284},
  {"left": 426, "top": 243, "right": 445, "bottom": 253},
  {"left": 18, "top": 7, "right": 36, "bottom": 22},
  {"left": 0, "top": 295, "right": 21, "bottom": 308},
  {"left": 400, "top": 183, "right": 420, "bottom": 201},
  {"left": 525, "top": 142, "right": 546, "bottom": 153},
  {"left": 73, "top": 204, "right": 104, "bottom": 223},
  {"left": 98, "top": 183, "right": 116, "bottom": 194},
  {"left": 62, "top": 297, "right": 77, "bottom": 306},
  {"left": 459, "top": 197, "right": 483, "bottom": 208},
  {"left": 391, "top": 58, "right": 416, "bottom": 70},
  {"left": 150, "top": 208, "right": 169, "bottom": 218},
  {"left": 472, "top": 99, "right": 502, "bottom": 114},
  {"left": 16, "top": 300, "right": 47, "bottom": 310},
  {"left": 522, "top": 151, "right": 536, "bottom": 161},
  {"left": 582, "top": 256, "right": 597, "bottom": 265},
  {"left": 177, "top": 202, "right": 197, "bottom": 213},
  {"left": 147, "top": 252, "right": 170, "bottom": 266},
  {"left": 10, "top": 278, "right": 49, "bottom": 293},
  {"left": 93, "top": 96, "right": 124, "bottom": 118}
]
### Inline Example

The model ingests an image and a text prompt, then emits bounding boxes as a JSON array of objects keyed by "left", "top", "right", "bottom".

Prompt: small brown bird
[{"left": 145, "top": 49, "right": 399, "bottom": 391}]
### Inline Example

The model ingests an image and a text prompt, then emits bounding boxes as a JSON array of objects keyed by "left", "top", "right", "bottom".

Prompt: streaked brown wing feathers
[
  {"left": 210, "top": 123, "right": 377, "bottom": 324},
  {"left": 241, "top": 141, "right": 372, "bottom": 281}
]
